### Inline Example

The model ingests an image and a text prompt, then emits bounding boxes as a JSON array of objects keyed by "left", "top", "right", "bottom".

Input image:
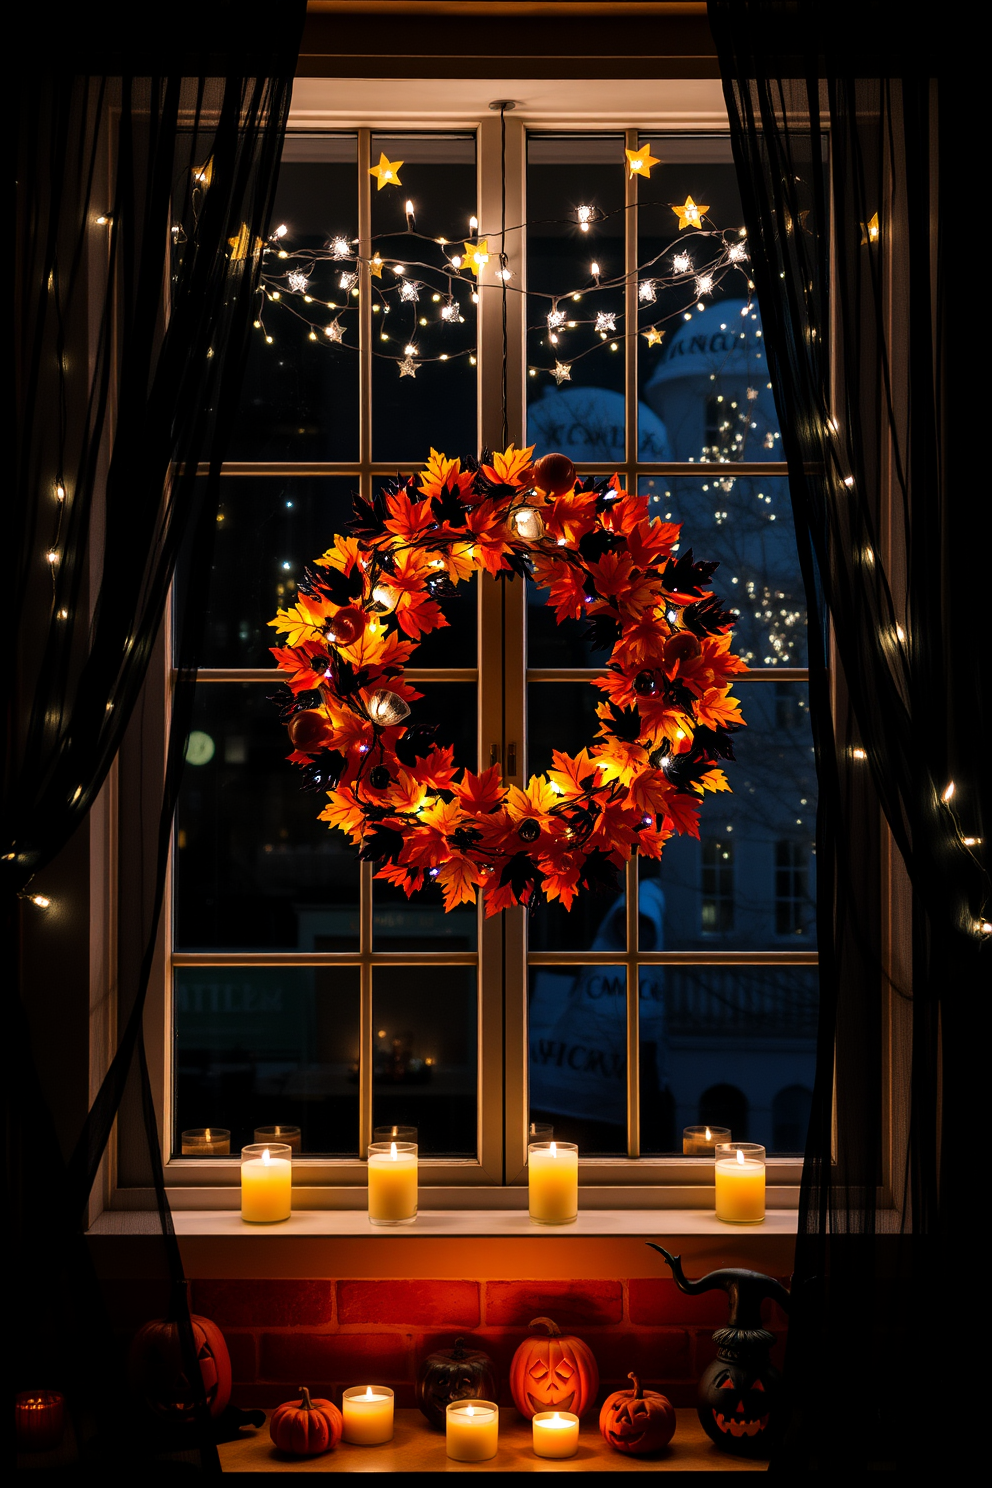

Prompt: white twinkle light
[
  {"left": 338, "top": 272, "right": 358, "bottom": 291},
  {"left": 638, "top": 279, "right": 657, "bottom": 303},
  {"left": 727, "top": 241, "right": 748, "bottom": 262},
  {"left": 273, "top": 224, "right": 288, "bottom": 239},
  {"left": 440, "top": 299, "right": 458, "bottom": 322},
  {"left": 399, "top": 280, "right": 420, "bottom": 302},
  {"left": 695, "top": 274, "right": 714, "bottom": 296},
  {"left": 547, "top": 306, "right": 566, "bottom": 329},
  {"left": 595, "top": 311, "right": 616, "bottom": 333},
  {"left": 672, "top": 252, "right": 691, "bottom": 273},
  {"left": 331, "top": 236, "right": 350, "bottom": 259},
  {"left": 287, "top": 270, "right": 309, "bottom": 294}
]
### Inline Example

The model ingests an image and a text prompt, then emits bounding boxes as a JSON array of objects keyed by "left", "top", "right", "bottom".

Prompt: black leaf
[
  {"left": 499, "top": 851, "right": 544, "bottom": 902},
  {"left": 584, "top": 614, "right": 622, "bottom": 651},
  {"left": 575, "top": 474, "right": 613, "bottom": 496},
  {"left": 427, "top": 572, "right": 460, "bottom": 599},
  {"left": 578, "top": 849, "right": 620, "bottom": 893},
  {"left": 451, "top": 826, "right": 483, "bottom": 851},
  {"left": 578, "top": 528, "right": 622, "bottom": 563},
  {"left": 299, "top": 751, "right": 346, "bottom": 792},
  {"left": 320, "top": 563, "right": 364, "bottom": 605},
  {"left": 330, "top": 654, "right": 360, "bottom": 697},
  {"left": 395, "top": 723, "right": 439, "bottom": 765},
  {"left": 606, "top": 702, "right": 642, "bottom": 742},
  {"left": 504, "top": 551, "right": 532, "bottom": 581},
  {"left": 359, "top": 825, "right": 406, "bottom": 864},
  {"left": 662, "top": 548, "right": 719, "bottom": 596},
  {"left": 430, "top": 482, "right": 468, "bottom": 528},
  {"left": 350, "top": 488, "right": 388, "bottom": 538},
  {"left": 682, "top": 593, "right": 736, "bottom": 635},
  {"left": 297, "top": 565, "right": 331, "bottom": 600},
  {"left": 663, "top": 678, "right": 697, "bottom": 713}
]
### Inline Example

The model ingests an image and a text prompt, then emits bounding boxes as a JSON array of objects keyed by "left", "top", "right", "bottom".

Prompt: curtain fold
[
  {"left": 708, "top": 0, "right": 986, "bottom": 1469},
  {"left": 11, "top": 5, "right": 306, "bottom": 1468}
]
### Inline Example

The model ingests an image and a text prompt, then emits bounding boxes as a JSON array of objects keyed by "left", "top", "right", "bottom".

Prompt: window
[
  {"left": 164, "top": 102, "right": 818, "bottom": 1192},
  {"left": 775, "top": 839, "right": 811, "bottom": 937}
]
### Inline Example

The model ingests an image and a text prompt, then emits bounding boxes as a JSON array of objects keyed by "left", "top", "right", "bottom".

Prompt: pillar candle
[
  {"left": 240, "top": 1143, "right": 292, "bottom": 1222},
  {"left": 341, "top": 1386, "right": 394, "bottom": 1444},
  {"left": 532, "top": 1411, "right": 579, "bottom": 1458},
  {"left": 254, "top": 1124, "right": 301, "bottom": 1152},
  {"left": 714, "top": 1142, "right": 765, "bottom": 1223},
  {"left": 367, "top": 1140, "right": 418, "bottom": 1225},
  {"left": 181, "top": 1127, "right": 230, "bottom": 1156},
  {"left": 682, "top": 1124, "right": 730, "bottom": 1155},
  {"left": 446, "top": 1401, "right": 499, "bottom": 1461},
  {"left": 15, "top": 1392, "right": 64, "bottom": 1452},
  {"left": 528, "top": 1140, "right": 578, "bottom": 1224}
]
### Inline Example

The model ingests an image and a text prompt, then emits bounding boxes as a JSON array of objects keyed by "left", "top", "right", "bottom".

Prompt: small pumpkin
[
  {"left": 599, "top": 1372, "right": 676, "bottom": 1455},
  {"left": 416, "top": 1337, "right": 498, "bottom": 1430},
  {"left": 128, "top": 1281, "right": 232, "bottom": 1422},
  {"left": 509, "top": 1316, "right": 599, "bottom": 1420},
  {"left": 270, "top": 1387, "right": 343, "bottom": 1457}
]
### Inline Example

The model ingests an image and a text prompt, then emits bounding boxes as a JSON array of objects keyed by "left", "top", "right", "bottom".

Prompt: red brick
[
  {"left": 223, "top": 1331, "right": 257, "bottom": 1382},
  {"left": 260, "top": 1331, "right": 412, "bottom": 1383},
  {"left": 337, "top": 1280, "right": 479, "bottom": 1328},
  {"left": 484, "top": 1281, "right": 622, "bottom": 1327},
  {"left": 193, "top": 1280, "right": 334, "bottom": 1329},
  {"left": 590, "top": 1329, "right": 692, "bottom": 1381},
  {"left": 628, "top": 1278, "right": 731, "bottom": 1328}
]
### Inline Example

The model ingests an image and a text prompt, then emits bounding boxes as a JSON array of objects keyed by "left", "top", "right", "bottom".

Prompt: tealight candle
[
  {"left": 714, "top": 1142, "right": 765, "bottom": 1223},
  {"left": 446, "top": 1400, "right": 499, "bottom": 1461},
  {"left": 240, "top": 1143, "right": 292, "bottom": 1222},
  {"left": 342, "top": 1386, "right": 394, "bottom": 1444},
  {"left": 682, "top": 1124, "right": 730, "bottom": 1155},
  {"left": 15, "top": 1391, "right": 64, "bottom": 1452},
  {"left": 367, "top": 1140, "right": 418, "bottom": 1226},
  {"left": 532, "top": 1410, "right": 579, "bottom": 1458},
  {"left": 528, "top": 1140, "right": 578, "bottom": 1224},
  {"left": 254, "top": 1124, "right": 301, "bottom": 1152},
  {"left": 181, "top": 1127, "right": 230, "bottom": 1156}
]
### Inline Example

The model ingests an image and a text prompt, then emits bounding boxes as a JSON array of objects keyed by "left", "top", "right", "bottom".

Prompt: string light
[
  {"left": 440, "top": 298, "right": 458, "bottom": 322},
  {"left": 331, "top": 237, "right": 350, "bottom": 259},
  {"left": 55, "top": 483, "right": 66, "bottom": 502},
  {"left": 287, "top": 270, "right": 309, "bottom": 294},
  {"left": 46, "top": 549, "right": 58, "bottom": 565},
  {"left": 590, "top": 261, "right": 601, "bottom": 279},
  {"left": 272, "top": 224, "right": 288, "bottom": 239},
  {"left": 547, "top": 306, "right": 566, "bottom": 329},
  {"left": 577, "top": 205, "right": 593, "bottom": 231},
  {"left": 672, "top": 251, "right": 692, "bottom": 273},
  {"left": 399, "top": 280, "right": 420, "bottom": 302},
  {"left": 638, "top": 279, "right": 657, "bottom": 303},
  {"left": 942, "top": 782, "right": 955, "bottom": 803},
  {"left": 338, "top": 272, "right": 357, "bottom": 291},
  {"left": 324, "top": 320, "right": 344, "bottom": 342},
  {"left": 727, "top": 241, "right": 747, "bottom": 262},
  {"left": 25, "top": 894, "right": 51, "bottom": 908}
]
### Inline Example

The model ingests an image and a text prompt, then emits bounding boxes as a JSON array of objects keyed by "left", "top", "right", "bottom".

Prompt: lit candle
[
  {"left": 367, "top": 1140, "right": 418, "bottom": 1226},
  {"left": 254, "top": 1125, "right": 301, "bottom": 1152},
  {"left": 240, "top": 1143, "right": 292, "bottom": 1223},
  {"left": 528, "top": 1140, "right": 578, "bottom": 1225},
  {"left": 714, "top": 1142, "right": 765, "bottom": 1223},
  {"left": 532, "top": 1410, "right": 580, "bottom": 1459},
  {"left": 341, "top": 1386, "right": 394, "bottom": 1444},
  {"left": 15, "top": 1391, "right": 64, "bottom": 1452},
  {"left": 446, "top": 1400, "right": 499, "bottom": 1461},
  {"left": 682, "top": 1124, "right": 730, "bottom": 1156},
  {"left": 181, "top": 1127, "right": 230, "bottom": 1155}
]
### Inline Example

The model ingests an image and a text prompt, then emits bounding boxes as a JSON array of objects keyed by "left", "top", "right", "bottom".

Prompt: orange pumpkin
[
  {"left": 270, "top": 1387, "right": 343, "bottom": 1456},
  {"left": 509, "top": 1316, "right": 599, "bottom": 1420},
  {"left": 128, "top": 1284, "right": 232, "bottom": 1422},
  {"left": 600, "top": 1372, "right": 676, "bottom": 1455}
]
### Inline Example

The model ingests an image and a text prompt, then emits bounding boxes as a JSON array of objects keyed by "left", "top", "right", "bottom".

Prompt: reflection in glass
[
  {"left": 175, "top": 684, "right": 361, "bottom": 950},
  {"left": 638, "top": 967, "right": 817, "bottom": 1154},
  {"left": 173, "top": 967, "right": 360, "bottom": 1155},
  {"left": 373, "top": 967, "right": 477, "bottom": 1155},
  {"left": 529, "top": 964, "right": 627, "bottom": 1154}
]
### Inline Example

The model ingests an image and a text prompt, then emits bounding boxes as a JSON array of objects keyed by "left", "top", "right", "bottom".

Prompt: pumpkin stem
[
  {"left": 529, "top": 1316, "right": 562, "bottom": 1337},
  {"left": 627, "top": 1372, "right": 643, "bottom": 1400},
  {"left": 452, "top": 1337, "right": 466, "bottom": 1357},
  {"left": 299, "top": 1387, "right": 313, "bottom": 1410}
]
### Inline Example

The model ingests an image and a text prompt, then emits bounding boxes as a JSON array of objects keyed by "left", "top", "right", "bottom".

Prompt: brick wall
[{"left": 107, "top": 1275, "right": 788, "bottom": 1411}]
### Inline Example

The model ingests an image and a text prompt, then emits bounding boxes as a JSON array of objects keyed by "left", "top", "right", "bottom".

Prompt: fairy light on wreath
[{"left": 267, "top": 446, "right": 748, "bottom": 914}]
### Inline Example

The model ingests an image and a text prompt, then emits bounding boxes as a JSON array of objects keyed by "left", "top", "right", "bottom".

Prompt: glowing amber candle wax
[
  {"left": 240, "top": 1143, "right": 292, "bottom": 1223},
  {"left": 367, "top": 1140, "right": 418, "bottom": 1225},
  {"left": 342, "top": 1386, "right": 394, "bottom": 1444},
  {"left": 181, "top": 1127, "right": 230, "bottom": 1155},
  {"left": 446, "top": 1401, "right": 499, "bottom": 1461},
  {"left": 528, "top": 1140, "right": 578, "bottom": 1224},
  {"left": 682, "top": 1124, "right": 730, "bottom": 1155},
  {"left": 532, "top": 1410, "right": 580, "bottom": 1458},
  {"left": 714, "top": 1142, "right": 765, "bottom": 1223}
]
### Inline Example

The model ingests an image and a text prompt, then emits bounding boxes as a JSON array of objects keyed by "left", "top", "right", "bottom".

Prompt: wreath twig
[{"left": 268, "top": 447, "right": 747, "bottom": 915}]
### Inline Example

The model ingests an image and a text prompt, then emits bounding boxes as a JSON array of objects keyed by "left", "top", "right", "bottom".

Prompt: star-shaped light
[
  {"left": 672, "top": 251, "right": 692, "bottom": 273},
  {"left": 547, "top": 306, "right": 566, "bottom": 330},
  {"left": 369, "top": 152, "right": 403, "bottom": 190},
  {"left": 673, "top": 195, "right": 709, "bottom": 231},
  {"left": 399, "top": 279, "right": 421, "bottom": 302},
  {"left": 638, "top": 279, "right": 657, "bottom": 304},
  {"left": 369, "top": 254, "right": 384, "bottom": 278},
  {"left": 595, "top": 311, "right": 617, "bottom": 334},
  {"left": 331, "top": 236, "right": 351, "bottom": 259},
  {"left": 324, "top": 319, "right": 344, "bottom": 343},
  {"left": 398, "top": 356, "right": 417, "bottom": 377},
  {"left": 228, "top": 224, "right": 261, "bottom": 261},
  {"left": 339, "top": 271, "right": 358, "bottom": 291},
  {"left": 625, "top": 145, "right": 660, "bottom": 179},
  {"left": 553, "top": 361, "right": 572, "bottom": 385},
  {"left": 642, "top": 327, "right": 664, "bottom": 347},
  {"left": 461, "top": 239, "right": 490, "bottom": 277},
  {"left": 287, "top": 270, "right": 309, "bottom": 294},
  {"left": 860, "top": 211, "right": 879, "bottom": 245}
]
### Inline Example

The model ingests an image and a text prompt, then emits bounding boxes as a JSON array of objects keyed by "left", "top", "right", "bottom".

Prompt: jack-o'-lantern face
[
  {"left": 508, "top": 1319, "right": 599, "bottom": 1420},
  {"left": 599, "top": 1377, "right": 676, "bottom": 1456},
  {"left": 712, "top": 1371, "right": 768, "bottom": 1438},
  {"left": 415, "top": 1341, "right": 497, "bottom": 1430},
  {"left": 128, "top": 1315, "right": 232, "bottom": 1422},
  {"left": 526, "top": 1342, "right": 577, "bottom": 1414}
]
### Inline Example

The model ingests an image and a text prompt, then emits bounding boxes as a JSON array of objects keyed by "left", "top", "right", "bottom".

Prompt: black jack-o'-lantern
[
  {"left": 127, "top": 1281, "right": 232, "bottom": 1424},
  {"left": 415, "top": 1337, "right": 498, "bottom": 1430},
  {"left": 647, "top": 1244, "right": 790, "bottom": 1458}
]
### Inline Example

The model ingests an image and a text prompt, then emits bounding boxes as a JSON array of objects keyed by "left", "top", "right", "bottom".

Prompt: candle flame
[
  {"left": 553, "top": 1412, "right": 562, "bottom": 1424},
  {"left": 262, "top": 1147, "right": 271, "bottom": 1164},
  {"left": 390, "top": 1141, "right": 398, "bottom": 1160},
  {"left": 704, "top": 1127, "right": 711, "bottom": 1140},
  {"left": 550, "top": 1141, "right": 557, "bottom": 1158},
  {"left": 365, "top": 1386, "right": 375, "bottom": 1400},
  {"left": 466, "top": 1404, "right": 475, "bottom": 1417},
  {"left": 736, "top": 1147, "right": 745, "bottom": 1165}
]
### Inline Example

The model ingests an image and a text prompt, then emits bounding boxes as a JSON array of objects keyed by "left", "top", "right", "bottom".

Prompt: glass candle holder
[
  {"left": 714, "top": 1142, "right": 766, "bottom": 1223},
  {"left": 240, "top": 1143, "right": 292, "bottom": 1222},
  {"left": 15, "top": 1391, "right": 64, "bottom": 1452},
  {"left": 446, "top": 1400, "right": 499, "bottom": 1461},
  {"left": 532, "top": 1410, "right": 579, "bottom": 1458},
  {"left": 682, "top": 1124, "right": 730, "bottom": 1156},
  {"left": 528, "top": 1140, "right": 578, "bottom": 1224},
  {"left": 528, "top": 1122, "right": 554, "bottom": 1144},
  {"left": 254, "top": 1124, "right": 301, "bottom": 1152},
  {"left": 342, "top": 1386, "right": 394, "bottom": 1443},
  {"left": 372, "top": 1125, "right": 418, "bottom": 1144},
  {"left": 367, "top": 1140, "right": 418, "bottom": 1226},
  {"left": 181, "top": 1127, "right": 230, "bottom": 1156}
]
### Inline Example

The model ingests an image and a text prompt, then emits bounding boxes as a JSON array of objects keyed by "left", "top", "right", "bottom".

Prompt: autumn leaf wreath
[{"left": 267, "top": 446, "right": 747, "bottom": 915}]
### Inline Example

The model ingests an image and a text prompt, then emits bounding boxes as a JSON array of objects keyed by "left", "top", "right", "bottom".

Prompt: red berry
[
  {"left": 324, "top": 606, "right": 366, "bottom": 646},
  {"left": 533, "top": 452, "right": 576, "bottom": 496}
]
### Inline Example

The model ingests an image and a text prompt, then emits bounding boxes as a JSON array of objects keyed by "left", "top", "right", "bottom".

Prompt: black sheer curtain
[
  {"left": 708, "top": 0, "right": 987, "bottom": 1470},
  {"left": 11, "top": 4, "right": 305, "bottom": 1469}
]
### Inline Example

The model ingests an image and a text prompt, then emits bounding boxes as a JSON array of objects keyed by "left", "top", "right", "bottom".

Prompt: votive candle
[
  {"left": 181, "top": 1127, "right": 230, "bottom": 1156},
  {"left": 15, "top": 1392, "right": 64, "bottom": 1452},
  {"left": 446, "top": 1400, "right": 499, "bottom": 1461},
  {"left": 682, "top": 1124, "right": 730, "bottom": 1155},
  {"left": 341, "top": 1386, "right": 394, "bottom": 1444},
  {"left": 532, "top": 1410, "right": 579, "bottom": 1458},
  {"left": 254, "top": 1124, "right": 301, "bottom": 1152},
  {"left": 240, "top": 1143, "right": 292, "bottom": 1222},
  {"left": 714, "top": 1142, "right": 765, "bottom": 1223},
  {"left": 528, "top": 1140, "right": 578, "bottom": 1224},
  {"left": 367, "top": 1140, "right": 418, "bottom": 1226}
]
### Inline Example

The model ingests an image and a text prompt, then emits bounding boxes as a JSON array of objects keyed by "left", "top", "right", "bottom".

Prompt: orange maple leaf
[
  {"left": 375, "top": 861, "right": 425, "bottom": 896},
  {"left": 396, "top": 590, "right": 448, "bottom": 640},
  {"left": 384, "top": 489, "right": 435, "bottom": 542},
  {"left": 695, "top": 687, "right": 745, "bottom": 730},
  {"left": 435, "top": 854, "right": 483, "bottom": 910},
  {"left": 451, "top": 765, "right": 506, "bottom": 814},
  {"left": 542, "top": 488, "right": 598, "bottom": 545},
  {"left": 547, "top": 749, "right": 598, "bottom": 800},
  {"left": 318, "top": 787, "right": 365, "bottom": 842},
  {"left": 482, "top": 443, "right": 535, "bottom": 488},
  {"left": 625, "top": 519, "right": 681, "bottom": 570}
]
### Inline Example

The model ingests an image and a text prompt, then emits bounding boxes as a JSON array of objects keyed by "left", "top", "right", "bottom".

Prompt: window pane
[
  {"left": 370, "top": 136, "right": 477, "bottom": 462},
  {"left": 229, "top": 135, "right": 360, "bottom": 460},
  {"left": 176, "top": 683, "right": 361, "bottom": 950},
  {"left": 639, "top": 681, "right": 816, "bottom": 950},
  {"left": 173, "top": 966, "right": 360, "bottom": 1156},
  {"left": 373, "top": 967, "right": 477, "bottom": 1156},
  {"left": 638, "top": 966, "right": 817, "bottom": 1154},
  {"left": 529, "top": 964, "right": 627, "bottom": 1154},
  {"left": 526, "top": 136, "right": 627, "bottom": 463}
]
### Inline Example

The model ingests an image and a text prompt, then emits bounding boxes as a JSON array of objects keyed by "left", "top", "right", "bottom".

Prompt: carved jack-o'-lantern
[
  {"left": 599, "top": 1372, "right": 676, "bottom": 1455},
  {"left": 508, "top": 1317, "right": 599, "bottom": 1420},
  {"left": 127, "top": 1283, "right": 232, "bottom": 1423},
  {"left": 416, "top": 1337, "right": 498, "bottom": 1430}
]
